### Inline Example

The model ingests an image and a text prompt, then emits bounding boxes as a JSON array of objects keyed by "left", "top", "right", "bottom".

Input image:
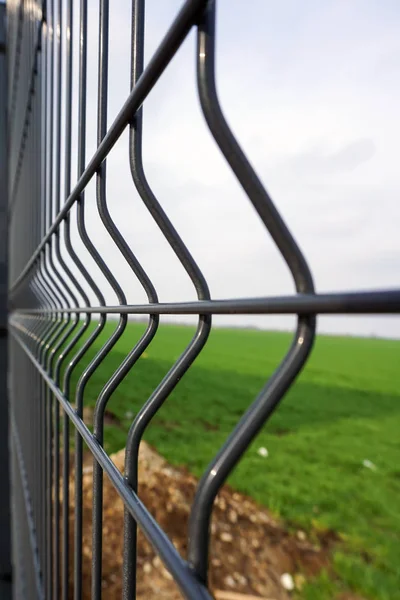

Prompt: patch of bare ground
[{"left": 63, "top": 442, "right": 346, "bottom": 600}]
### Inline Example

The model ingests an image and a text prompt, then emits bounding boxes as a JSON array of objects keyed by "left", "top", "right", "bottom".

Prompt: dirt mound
[{"left": 67, "top": 442, "right": 335, "bottom": 599}]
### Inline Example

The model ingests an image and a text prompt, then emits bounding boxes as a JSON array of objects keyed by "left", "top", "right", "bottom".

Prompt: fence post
[{"left": 0, "top": 1, "right": 11, "bottom": 588}]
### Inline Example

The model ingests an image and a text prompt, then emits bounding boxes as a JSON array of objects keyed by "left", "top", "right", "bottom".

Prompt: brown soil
[
  {"left": 337, "top": 596, "right": 367, "bottom": 600},
  {"left": 65, "top": 442, "right": 339, "bottom": 600}
]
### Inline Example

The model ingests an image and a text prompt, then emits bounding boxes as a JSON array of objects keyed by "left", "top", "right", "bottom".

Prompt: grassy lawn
[{"left": 61, "top": 319, "right": 400, "bottom": 599}]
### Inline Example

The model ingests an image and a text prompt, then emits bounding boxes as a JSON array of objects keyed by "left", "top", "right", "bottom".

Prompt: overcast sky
[{"left": 63, "top": 0, "right": 400, "bottom": 337}]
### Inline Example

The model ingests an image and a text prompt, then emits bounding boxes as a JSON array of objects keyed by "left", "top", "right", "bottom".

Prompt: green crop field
[{"left": 62, "top": 321, "right": 400, "bottom": 600}]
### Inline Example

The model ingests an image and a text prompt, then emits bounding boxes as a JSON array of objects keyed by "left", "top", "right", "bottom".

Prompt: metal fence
[{"left": 4, "top": 0, "right": 400, "bottom": 599}]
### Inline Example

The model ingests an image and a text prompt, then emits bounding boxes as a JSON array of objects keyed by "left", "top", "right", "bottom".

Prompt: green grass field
[{"left": 63, "top": 320, "right": 400, "bottom": 599}]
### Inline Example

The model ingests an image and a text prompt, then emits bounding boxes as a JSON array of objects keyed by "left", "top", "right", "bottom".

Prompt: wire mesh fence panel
[{"left": 5, "top": 1, "right": 400, "bottom": 599}]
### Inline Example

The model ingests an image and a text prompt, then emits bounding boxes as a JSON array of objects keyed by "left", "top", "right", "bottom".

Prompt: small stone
[
  {"left": 162, "top": 467, "right": 174, "bottom": 477},
  {"left": 297, "top": 530, "right": 307, "bottom": 541},
  {"left": 228, "top": 509, "right": 238, "bottom": 524},
  {"left": 162, "top": 568, "right": 173, "bottom": 580},
  {"left": 363, "top": 459, "right": 377, "bottom": 471},
  {"left": 257, "top": 447, "right": 268, "bottom": 458},
  {"left": 211, "top": 558, "right": 222, "bottom": 567},
  {"left": 152, "top": 556, "right": 162, "bottom": 569},
  {"left": 251, "top": 538, "right": 260, "bottom": 549},
  {"left": 143, "top": 562, "right": 152, "bottom": 574},
  {"left": 217, "top": 497, "right": 227, "bottom": 510},
  {"left": 224, "top": 575, "right": 236, "bottom": 588},
  {"left": 220, "top": 532, "right": 233, "bottom": 543},
  {"left": 280, "top": 573, "right": 295, "bottom": 591},
  {"left": 234, "top": 572, "right": 247, "bottom": 586},
  {"left": 258, "top": 512, "right": 271, "bottom": 524}
]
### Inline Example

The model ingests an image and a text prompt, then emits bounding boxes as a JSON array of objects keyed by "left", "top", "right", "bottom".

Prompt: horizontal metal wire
[{"left": 13, "top": 289, "right": 400, "bottom": 315}]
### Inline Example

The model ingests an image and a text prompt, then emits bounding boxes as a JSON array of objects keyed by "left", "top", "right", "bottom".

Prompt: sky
[{"left": 59, "top": 0, "right": 400, "bottom": 337}]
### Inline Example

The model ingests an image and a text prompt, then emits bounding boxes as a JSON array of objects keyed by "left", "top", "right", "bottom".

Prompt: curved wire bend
[
  {"left": 122, "top": 1, "right": 212, "bottom": 598},
  {"left": 187, "top": 0, "right": 317, "bottom": 583}
]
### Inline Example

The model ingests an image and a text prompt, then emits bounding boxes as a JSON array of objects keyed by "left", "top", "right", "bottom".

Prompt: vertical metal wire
[
  {"left": 62, "top": 2, "right": 75, "bottom": 596},
  {"left": 90, "top": 1, "right": 161, "bottom": 597},
  {"left": 187, "top": 1, "right": 316, "bottom": 580},
  {"left": 74, "top": 2, "right": 88, "bottom": 595}
]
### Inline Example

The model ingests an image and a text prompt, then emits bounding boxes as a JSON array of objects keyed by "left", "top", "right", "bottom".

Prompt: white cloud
[{"left": 62, "top": 0, "right": 400, "bottom": 337}]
